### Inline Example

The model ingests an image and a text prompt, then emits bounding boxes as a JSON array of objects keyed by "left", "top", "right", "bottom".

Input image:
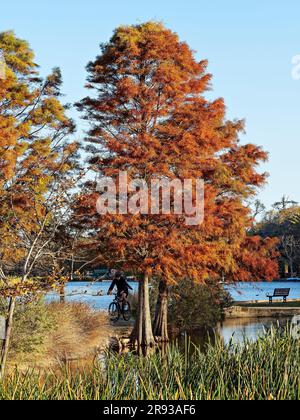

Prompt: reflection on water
[
  {"left": 177, "top": 318, "right": 292, "bottom": 349},
  {"left": 218, "top": 317, "right": 291, "bottom": 345}
]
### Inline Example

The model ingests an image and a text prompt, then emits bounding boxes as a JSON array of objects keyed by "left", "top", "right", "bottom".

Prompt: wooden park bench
[{"left": 267, "top": 288, "right": 290, "bottom": 304}]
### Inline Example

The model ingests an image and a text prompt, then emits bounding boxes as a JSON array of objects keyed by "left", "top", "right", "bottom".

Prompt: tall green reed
[{"left": 0, "top": 327, "right": 299, "bottom": 400}]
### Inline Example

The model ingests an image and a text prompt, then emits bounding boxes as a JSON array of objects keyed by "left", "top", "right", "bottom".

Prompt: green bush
[
  {"left": 0, "top": 298, "right": 56, "bottom": 359},
  {"left": 168, "top": 279, "right": 233, "bottom": 333}
]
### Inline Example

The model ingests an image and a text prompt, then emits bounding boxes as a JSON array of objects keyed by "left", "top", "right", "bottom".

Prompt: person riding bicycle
[{"left": 107, "top": 270, "right": 133, "bottom": 302}]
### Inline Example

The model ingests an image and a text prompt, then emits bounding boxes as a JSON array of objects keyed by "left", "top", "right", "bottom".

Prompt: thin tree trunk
[
  {"left": 153, "top": 280, "right": 169, "bottom": 342},
  {"left": 131, "top": 273, "right": 155, "bottom": 348},
  {"left": 0, "top": 266, "right": 6, "bottom": 281},
  {"left": 59, "top": 284, "right": 66, "bottom": 304},
  {"left": 0, "top": 297, "right": 16, "bottom": 379},
  {"left": 289, "top": 260, "right": 294, "bottom": 277},
  {"left": 70, "top": 253, "right": 75, "bottom": 281}
]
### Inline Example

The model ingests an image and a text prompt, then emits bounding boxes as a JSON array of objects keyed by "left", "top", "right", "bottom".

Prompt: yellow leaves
[
  {"left": 0, "top": 31, "right": 79, "bottom": 284},
  {"left": 36, "top": 176, "right": 52, "bottom": 193},
  {"left": 0, "top": 277, "right": 59, "bottom": 298},
  {"left": 277, "top": 206, "right": 300, "bottom": 225},
  {"left": 114, "top": 22, "right": 167, "bottom": 50},
  {"left": 30, "top": 97, "right": 67, "bottom": 127},
  {"left": 0, "top": 31, "right": 36, "bottom": 75}
]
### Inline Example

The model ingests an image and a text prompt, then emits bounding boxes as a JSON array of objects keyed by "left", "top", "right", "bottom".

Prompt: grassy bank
[
  {"left": 0, "top": 300, "right": 110, "bottom": 368},
  {"left": 0, "top": 328, "right": 299, "bottom": 400}
]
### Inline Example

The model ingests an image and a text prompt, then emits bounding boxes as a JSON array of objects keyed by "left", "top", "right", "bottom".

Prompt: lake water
[
  {"left": 219, "top": 317, "right": 291, "bottom": 345},
  {"left": 225, "top": 281, "right": 300, "bottom": 302},
  {"left": 49, "top": 280, "right": 300, "bottom": 307},
  {"left": 47, "top": 281, "right": 300, "bottom": 344}
]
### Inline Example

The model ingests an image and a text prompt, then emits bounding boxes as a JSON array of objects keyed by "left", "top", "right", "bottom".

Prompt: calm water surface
[{"left": 226, "top": 281, "right": 300, "bottom": 302}]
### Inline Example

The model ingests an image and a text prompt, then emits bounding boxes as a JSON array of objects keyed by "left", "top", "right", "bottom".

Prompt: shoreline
[{"left": 226, "top": 300, "right": 300, "bottom": 319}]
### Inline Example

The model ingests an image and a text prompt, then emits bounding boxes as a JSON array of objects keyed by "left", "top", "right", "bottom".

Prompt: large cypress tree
[{"left": 76, "top": 22, "right": 278, "bottom": 347}]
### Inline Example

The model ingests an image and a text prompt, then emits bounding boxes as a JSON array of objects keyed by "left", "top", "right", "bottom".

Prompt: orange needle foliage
[{"left": 76, "top": 22, "right": 278, "bottom": 284}]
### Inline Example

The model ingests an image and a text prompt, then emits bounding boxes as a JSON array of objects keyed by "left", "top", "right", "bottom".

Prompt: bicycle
[{"left": 108, "top": 293, "right": 132, "bottom": 322}]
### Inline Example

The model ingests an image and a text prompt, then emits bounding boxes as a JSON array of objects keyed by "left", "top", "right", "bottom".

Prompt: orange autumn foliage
[
  {"left": 234, "top": 236, "right": 280, "bottom": 282},
  {"left": 76, "top": 22, "right": 278, "bottom": 284}
]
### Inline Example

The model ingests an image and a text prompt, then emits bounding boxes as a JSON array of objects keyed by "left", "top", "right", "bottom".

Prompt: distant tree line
[{"left": 252, "top": 196, "right": 300, "bottom": 278}]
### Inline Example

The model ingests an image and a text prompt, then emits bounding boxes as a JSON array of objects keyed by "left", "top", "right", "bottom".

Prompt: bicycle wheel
[
  {"left": 122, "top": 301, "right": 131, "bottom": 321},
  {"left": 109, "top": 302, "right": 120, "bottom": 322}
]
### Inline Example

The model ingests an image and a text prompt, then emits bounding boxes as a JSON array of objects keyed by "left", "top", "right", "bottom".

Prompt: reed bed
[{"left": 0, "top": 328, "right": 299, "bottom": 400}]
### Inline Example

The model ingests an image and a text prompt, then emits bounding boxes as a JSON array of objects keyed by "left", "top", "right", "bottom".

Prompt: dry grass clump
[
  {"left": 1, "top": 300, "right": 110, "bottom": 369},
  {"left": 43, "top": 302, "right": 110, "bottom": 364}
]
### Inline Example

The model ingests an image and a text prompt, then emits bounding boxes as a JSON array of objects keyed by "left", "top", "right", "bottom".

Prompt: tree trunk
[
  {"left": 0, "top": 266, "right": 6, "bottom": 281},
  {"left": 289, "top": 260, "right": 294, "bottom": 277},
  {"left": 131, "top": 273, "right": 155, "bottom": 348},
  {"left": 59, "top": 284, "right": 66, "bottom": 304},
  {"left": 70, "top": 253, "right": 75, "bottom": 281},
  {"left": 153, "top": 280, "right": 169, "bottom": 342},
  {"left": 0, "top": 297, "right": 16, "bottom": 379}
]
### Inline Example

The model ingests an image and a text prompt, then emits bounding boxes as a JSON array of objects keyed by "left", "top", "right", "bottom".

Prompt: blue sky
[{"left": 1, "top": 0, "right": 300, "bottom": 209}]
